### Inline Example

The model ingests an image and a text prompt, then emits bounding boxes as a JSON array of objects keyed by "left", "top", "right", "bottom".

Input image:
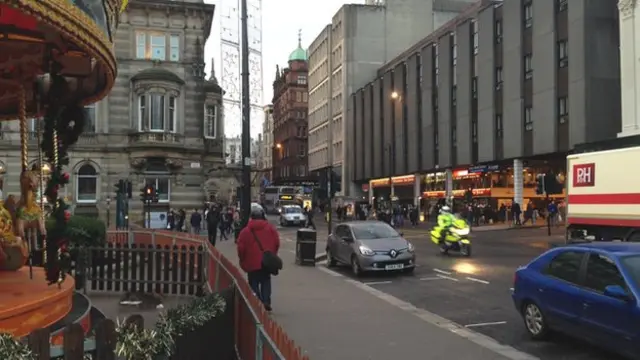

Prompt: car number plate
[{"left": 385, "top": 264, "right": 404, "bottom": 270}]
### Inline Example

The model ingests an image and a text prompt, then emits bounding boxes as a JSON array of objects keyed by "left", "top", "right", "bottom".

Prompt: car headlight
[
  {"left": 452, "top": 228, "right": 470, "bottom": 236},
  {"left": 358, "top": 245, "right": 375, "bottom": 256},
  {"left": 407, "top": 242, "right": 415, "bottom": 252}
]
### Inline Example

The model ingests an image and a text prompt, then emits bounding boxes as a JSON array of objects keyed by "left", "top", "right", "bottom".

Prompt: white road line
[
  {"left": 465, "top": 321, "right": 507, "bottom": 328},
  {"left": 466, "top": 277, "right": 490, "bottom": 285},
  {"left": 363, "top": 281, "right": 392, "bottom": 286},
  {"left": 419, "top": 276, "right": 444, "bottom": 281},
  {"left": 433, "top": 268, "right": 452, "bottom": 275},
  {"left": 287, "top": 249, "right": 295, "bottom": 254},
  {"left": 284, "top": 238, "right": 293, "bottom": 242},
  {"left": 436, "top": 274, "right": 459, "bottom": 282},
  {"left": 316, "top": 266, "right": 343, "bottom": 277}
]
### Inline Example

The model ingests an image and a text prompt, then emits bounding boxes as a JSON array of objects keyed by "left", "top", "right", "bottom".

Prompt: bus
[{"left": 262, "top": 186, "right": 299, "bottom": 214}]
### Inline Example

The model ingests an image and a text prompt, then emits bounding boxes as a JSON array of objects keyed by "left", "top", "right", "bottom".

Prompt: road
[{"left": 275, "top": 217, "right": 623, "bottom": 360}]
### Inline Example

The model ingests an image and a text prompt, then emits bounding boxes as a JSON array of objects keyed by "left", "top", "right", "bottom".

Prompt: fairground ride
[{"left": 0, "top": 0, "right": 128, "bottom": 344}]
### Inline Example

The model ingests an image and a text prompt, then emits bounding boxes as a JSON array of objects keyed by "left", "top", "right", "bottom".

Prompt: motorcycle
[{"left": 430, "top": 217, "right": 472, "bottom": 257}]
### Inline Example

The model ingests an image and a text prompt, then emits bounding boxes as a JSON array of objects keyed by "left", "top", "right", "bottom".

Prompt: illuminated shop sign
[
  {"left": 279, "top": 195, "right": 294, "bottom": 200},
  {"left": 422, "top": 188, "right": 491, "bottom": 198}
]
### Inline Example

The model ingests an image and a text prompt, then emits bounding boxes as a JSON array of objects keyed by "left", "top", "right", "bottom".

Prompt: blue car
[{"left": 512, "top": 242, "right": 640, "bottom": 358}]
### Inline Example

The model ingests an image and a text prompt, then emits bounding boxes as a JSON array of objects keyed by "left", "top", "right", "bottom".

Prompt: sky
[{"left": 203, "top": 0, "right": 364, "bottom": 108}]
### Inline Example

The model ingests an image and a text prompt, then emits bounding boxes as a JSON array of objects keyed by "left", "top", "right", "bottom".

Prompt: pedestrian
[
  {"left": 304, "top": 206, "right": 316, "bottom": 229},
  {"left": 207, "top": 205, "right": 220, "bottom": 246},
  {"left": 236, "top": 207, "right": 280, "bottom": 311},
  {"left": 190, "top": 209, "right": 202, "bottom": 234}
]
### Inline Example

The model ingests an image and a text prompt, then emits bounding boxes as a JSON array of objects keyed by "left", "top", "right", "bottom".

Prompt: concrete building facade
[
  {"left": 349, "top": 0, "right": 620, "bottom": 207},
  {"left": 307, "top": 0, "right": 476, "bottom": 199},
  {"left": 0, "top": 0, "right": 225, "bottom": 222},
  {"left": 260, "top": 105, "right": 274, "bottom": 180},
  {"left": 271, "top": 37, "right": 310, "bottom": 184}
]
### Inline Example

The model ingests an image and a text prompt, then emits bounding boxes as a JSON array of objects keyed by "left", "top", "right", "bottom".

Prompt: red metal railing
[{"left": 109, "top": 230, "right": 309, "bottom": 360}]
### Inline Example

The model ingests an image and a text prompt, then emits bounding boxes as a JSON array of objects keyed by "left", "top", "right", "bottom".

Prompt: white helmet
[{"left": 440, "top": 205, "right": 451, "bottom": 213}]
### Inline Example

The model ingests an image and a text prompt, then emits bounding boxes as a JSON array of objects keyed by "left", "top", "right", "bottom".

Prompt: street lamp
[{"left": 391, "top": 91, "right": 399, "bottom": 100}]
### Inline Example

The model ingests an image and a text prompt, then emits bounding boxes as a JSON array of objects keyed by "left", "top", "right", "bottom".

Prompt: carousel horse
[
  {"left": 0, "top": 197, "right": 28, "bottom": 271},
  {"left": 13, "top": 169, "right": 47, "bottom": 240}
]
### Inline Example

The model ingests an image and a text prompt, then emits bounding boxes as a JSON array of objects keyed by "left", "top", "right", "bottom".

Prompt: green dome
[{"left": 288, "top": 47, "right": 307, "bottom": 62}]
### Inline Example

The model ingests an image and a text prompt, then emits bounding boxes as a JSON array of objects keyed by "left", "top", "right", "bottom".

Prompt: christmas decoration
[
  {"left": 0, "top": 333, "right": 34, "bottom": 360},
  {"left": 42, "top": 74, "right": 86, "bottom": 284}
]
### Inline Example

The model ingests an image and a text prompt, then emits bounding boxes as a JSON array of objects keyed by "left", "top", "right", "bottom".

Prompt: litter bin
[{"left": 296, "top": 228, "right": 317, "bottom": 266}]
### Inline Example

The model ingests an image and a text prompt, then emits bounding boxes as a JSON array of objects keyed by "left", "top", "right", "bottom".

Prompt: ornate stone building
[
  {"left": 0, "top": 0, "right": 225, "bottom": 222},
  {"left": 272, "top": 34, "right": 310, "bottom": 185}
]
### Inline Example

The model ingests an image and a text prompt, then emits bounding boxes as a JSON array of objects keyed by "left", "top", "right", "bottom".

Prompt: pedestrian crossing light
[
  {"left": 536, "top": 174, "right": 546, "bottom": 195},
  {"left": 140, "top": 185, "right": 154, "bottom": 203}
]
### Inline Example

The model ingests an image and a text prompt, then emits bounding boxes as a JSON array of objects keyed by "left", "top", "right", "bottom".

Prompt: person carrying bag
[{"left": 236, "top": 207, "right": 281, "bottom": 311}]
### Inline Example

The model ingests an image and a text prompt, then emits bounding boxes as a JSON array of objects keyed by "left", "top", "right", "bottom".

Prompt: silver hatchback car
[{"left": 326, "top": 221, "right": 416, "bottom": 276}]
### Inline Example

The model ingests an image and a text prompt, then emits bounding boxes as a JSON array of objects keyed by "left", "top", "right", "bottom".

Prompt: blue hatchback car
[{"left": 512, "top": 242, "right": 640, "bottom": 358}]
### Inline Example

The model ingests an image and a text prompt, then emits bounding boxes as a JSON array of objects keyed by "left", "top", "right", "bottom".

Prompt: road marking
[
  {"left": 465, "top": 321, "right": 507, "bottom": 328},
  {"left": 419, "top": 276, "right": 444, "bottom": 281},
  {"left": 466, "top": 277, "right": 490, "bottom": 285},
  {"left": 337, "top": 277, "right": 539, "bottom": 360},
  {"left": 433, "top": 268, "right": 452, "bottom": 275},
  {"left": 509, "top": 287, "right": 514, "bottom": 292},
  {"left": 284, "top": 238, "right": 293, "bottom": 242},
  {"left": 363, "top": 281, "right": 392, "bottom": 285},
  {"left": 436, "top": 274, "right": 459, "bottom": 282},
  {"left": 287, "top": 250, "right": 295, "bottom": 254}
]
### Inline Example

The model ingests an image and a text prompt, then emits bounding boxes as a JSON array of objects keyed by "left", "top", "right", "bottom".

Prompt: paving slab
[{"left": 215, "top": 240, "right": 536, "bottom": 360}]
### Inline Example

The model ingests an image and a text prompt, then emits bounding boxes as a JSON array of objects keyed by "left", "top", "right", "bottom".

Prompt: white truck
[{"left": 566, "top": 146, "right": 640, "bottom": 242}]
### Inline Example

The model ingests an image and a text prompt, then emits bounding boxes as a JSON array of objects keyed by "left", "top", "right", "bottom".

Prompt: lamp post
[
  {"left": 240, "top": 0, "right": 252, "bottom": 227},
  {"left": 106, "top": 196, "right": 111, "bottom": 228},
  {"left": 387, "top": 91, "right": 401, "bottom": 203}
]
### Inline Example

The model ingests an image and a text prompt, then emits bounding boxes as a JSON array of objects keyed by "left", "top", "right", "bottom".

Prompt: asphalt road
[{"left": 305, "top": 221, "right": 624, "bottom": 360}]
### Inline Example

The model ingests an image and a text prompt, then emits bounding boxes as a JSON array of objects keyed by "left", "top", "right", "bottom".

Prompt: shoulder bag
[{"left": 250, "top": 229, "right": 283, "bottom": 275}]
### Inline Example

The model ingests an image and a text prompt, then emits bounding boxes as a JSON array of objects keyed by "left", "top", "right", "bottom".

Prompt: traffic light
[
  {"left": 536, "top": 174, "right": 546, "bottom": 195},
  {"left": 114, "top": 179, "right": 125, "bottom": 195},
  {"left": 140, "top": 185, "right": 153, "bottom": 203},
  {"left": 544, "top": 172, "right": 563, "bottom": 195},
  {"left": 126, "top": 180, "right": 132, "bottom": 199},
  {"left": 152, "top": 188, "right": 160, "bottom": 203}
]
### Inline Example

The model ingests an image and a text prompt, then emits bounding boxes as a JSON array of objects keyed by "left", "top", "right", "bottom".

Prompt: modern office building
[
  {"left": 349, "top": 0, "right": 620, "bottom": 209},
  {"left": 307, "top": 0, "right": 476, "bottom": 200},
  {"left": 0, "top": 0, "right": 225, "bottom": 222},
  {"left": 260, "top": 105, "right": 274, "bottom": 181},
  {"left": 271, "top": 35, "right": 310, "bottom": 185}
]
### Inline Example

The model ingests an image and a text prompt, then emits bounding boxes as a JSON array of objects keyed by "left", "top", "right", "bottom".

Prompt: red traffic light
[{"left": 146, "top": 187, "right": 152, "bottom": 194}]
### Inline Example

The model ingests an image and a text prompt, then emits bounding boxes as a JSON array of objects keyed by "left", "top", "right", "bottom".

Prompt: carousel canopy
[{"left": 0, "top": 0, "right": 129, "bottom": 120}]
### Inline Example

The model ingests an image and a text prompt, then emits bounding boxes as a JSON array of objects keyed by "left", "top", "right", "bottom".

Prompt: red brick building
[{"left": 272, "top": 36, "right": 309, "bottom": 184}]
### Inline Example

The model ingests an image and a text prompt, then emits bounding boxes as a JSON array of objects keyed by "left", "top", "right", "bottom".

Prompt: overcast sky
[{"left": 203, "top": 0, "right": 363, "bottom": 105}]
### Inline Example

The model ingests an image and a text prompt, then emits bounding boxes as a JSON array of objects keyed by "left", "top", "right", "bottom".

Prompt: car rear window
[{"left": 620, "top": 255, "right": 640, "bottom": 288}]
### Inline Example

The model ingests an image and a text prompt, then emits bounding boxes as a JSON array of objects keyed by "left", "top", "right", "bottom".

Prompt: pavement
[{"left": 215, "top": 238, "right": 531, "bottom": 360}]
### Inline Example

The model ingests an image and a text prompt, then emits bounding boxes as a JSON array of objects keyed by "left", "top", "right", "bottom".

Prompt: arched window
[{"left": 76, "top": 164, "right": 98, "bottom": 203}]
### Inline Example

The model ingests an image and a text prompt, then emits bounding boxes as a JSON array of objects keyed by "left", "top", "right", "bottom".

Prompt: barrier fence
[{"left": 107, "top": 230, "right": 309, "bottom": 360}]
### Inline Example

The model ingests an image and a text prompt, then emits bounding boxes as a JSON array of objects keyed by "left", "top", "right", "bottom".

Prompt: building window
[
  {"left": 495, "top": 67, "right": 503, "bottom": 89},
  {"left": 297, "top": 165, "right": 306, "bottom": 176},
  {"left": 557, "top": 0, "right": 568, "bottom": 12},
  {"left": 297, "top": 75, "right": 307, "bottom": 85},
  {"left": 136, "top": 33, "right": 146, "bottom": 59},
  {"left": 84, "top": 104, "right": 96, "bottom": 133},
  {"left": 150, "top": 35, "right": 166, "bottom": 60},
  {"left": 524, "top": 3, "right": 533, "bottom": 28},
  {"left": 204, "top": 105, "right": 217, "bottom": 138},
  {"left": 138, "top": 94, "right": 177, "bottom": 132},
  {"left": 524, "top": 106, "right": 533, "bottom": 131},
  {"left": 558, "top": 40, "right": 568, "bottom": 67},
  {"left": 472, "top": 121, "right": 478, "bottom": 143},
  {"left": 558, "top": 97, "right": 568, "bottom": 123},
  {"left": 451, "top": 86, "right": 457, "bottom": 107},
  {"left": 76, "top": 164, "right": 98, "bottom": 203},
  {"left": 495, "top": 114, "right": 503, "bottom": 138},
  {"left": 145, "top": 178, "right": 170, "bottom": 202},
  {"left": 170, "top": 35, "right": 180, "bottom": 61},
  {"left": 495, "top": 20, "right": 503, "bottom": 43},
  {"left": 524, "top": 54, "right": 533, "bottom": 79},
  {"left": 451, "top": 125, "right": 457, "bottom": 147},
  {"left": 298, "top": 143, "right": 306, "bottom": 156}
]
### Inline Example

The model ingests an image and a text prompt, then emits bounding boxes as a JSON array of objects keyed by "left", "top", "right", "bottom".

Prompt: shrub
[{"left": 46, "top": 215, "right": 107, "bottom": 248}]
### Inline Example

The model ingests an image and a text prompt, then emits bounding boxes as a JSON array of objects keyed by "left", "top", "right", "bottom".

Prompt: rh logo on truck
[{"left": 573, "top": 163, "right": 595, "bottom": 187}]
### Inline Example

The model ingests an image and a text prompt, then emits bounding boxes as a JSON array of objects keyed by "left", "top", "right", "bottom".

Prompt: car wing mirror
[{"left": 604, "top": 285, "right": 633, "bottom": 302}]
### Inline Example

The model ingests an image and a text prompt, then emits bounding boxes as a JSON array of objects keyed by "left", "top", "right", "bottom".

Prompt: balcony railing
[{"left": 128, "top": 131, "right": 184, "bottom": 146}]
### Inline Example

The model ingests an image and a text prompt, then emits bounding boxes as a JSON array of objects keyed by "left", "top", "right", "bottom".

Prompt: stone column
[
  {"left": 368, "top": 181, "right": 373, "bottom": 204},
  {"left": 618, "top": 0, "right": 640, "bottom": 137},
  {"left": 513, "top": 159, "right": 524, "bottom": 208},
  {"left": 445, "top": 169, "right": 453, "bottom": 203},
  {"left": 413, "top": 174, "right": 421, "bottom": 207}
]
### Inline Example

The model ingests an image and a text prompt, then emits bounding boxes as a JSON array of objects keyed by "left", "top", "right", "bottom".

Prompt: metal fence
[{"left": 106, "top": 230, "right": 309, "bottom": 360}]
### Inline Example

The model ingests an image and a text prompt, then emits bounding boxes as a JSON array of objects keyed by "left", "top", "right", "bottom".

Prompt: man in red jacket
[{"left": 237, "top": 207, "right": 280, "bottom": 311}]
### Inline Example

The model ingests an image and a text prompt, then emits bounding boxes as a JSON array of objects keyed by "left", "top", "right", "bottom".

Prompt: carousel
[{"left": 0, "top": 0, "right": 127, "bottom": 343}]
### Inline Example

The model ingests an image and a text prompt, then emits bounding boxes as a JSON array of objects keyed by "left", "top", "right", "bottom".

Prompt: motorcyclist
[{"left": 437, "top": 205, "right": 455, "bottom": 244}]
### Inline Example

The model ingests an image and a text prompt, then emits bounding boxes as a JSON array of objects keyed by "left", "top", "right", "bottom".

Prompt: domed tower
[{"left": 271, "top": 30, "right": 310, "bottom": 185}]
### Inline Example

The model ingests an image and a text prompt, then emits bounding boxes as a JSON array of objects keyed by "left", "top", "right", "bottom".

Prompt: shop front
[{"left": 369, "top": 175, "right": 418, "bottom": 208}]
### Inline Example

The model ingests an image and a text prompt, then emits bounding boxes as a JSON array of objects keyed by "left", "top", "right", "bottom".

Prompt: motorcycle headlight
[
  {"left": 407, "top": 242, "right": 415, "bottom": 252},
  {"left": 452, "top": 228, "right": 470, "bottom": 236},
  {"left": 358, "top": 245, "right": 375, "bottom": 256}
]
